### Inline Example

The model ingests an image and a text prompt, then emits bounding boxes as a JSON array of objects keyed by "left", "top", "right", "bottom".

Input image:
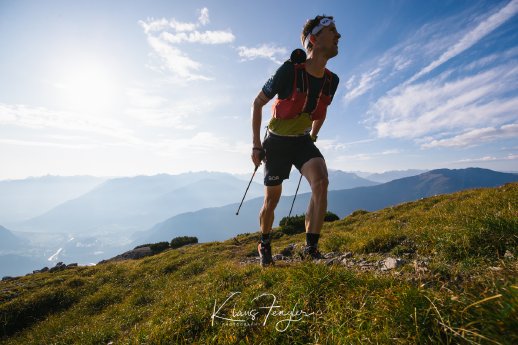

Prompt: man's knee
[
  {"left": 263, "top": 194, "right": 280, "bottom": 211},
  {"left": 262, "top": 186, "right": 282, "bottom": 212},
  {"left": 311, "top": 176, "right": 329, "bottom": 195}
]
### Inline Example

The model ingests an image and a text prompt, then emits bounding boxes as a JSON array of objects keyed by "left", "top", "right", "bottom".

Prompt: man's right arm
[{"left": 251, "top": 90, "right": 271, "bottom": 167}]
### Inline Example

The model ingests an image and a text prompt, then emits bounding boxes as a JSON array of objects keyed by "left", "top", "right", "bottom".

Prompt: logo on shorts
[{"left": 268, "top": 176, "right": 280, "bottom": 181}]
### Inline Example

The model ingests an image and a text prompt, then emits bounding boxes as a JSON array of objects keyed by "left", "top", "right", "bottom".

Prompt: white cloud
[
  {"left": 343, "top": 1, "right": 518, "bottom": 105},
  {"left": 407, "top": 0, "right": 518, "bottom": 84},
  {"left": 381, "top": 149, "right": 401, "bottom": 155},
  {"left": 461, "top": 54, "right": 500, "bottom": 72},
  {"left": 340, "top": 1, "right": 518, "bottom": 159},
  {"left": 139, "top": 7, "right": 210, "bottom": 34},
  {"left": 139, "top": 8, "right": 234, "bottom": 81},
  {"left": 341, "top": 25, "right": 444, "bottom": 104},
  {"left": 318, "top": 138, "right": 376, "bottom": 152},
  {"left": 124, "top": 86, "right": 229, "bottom": 130},
  {"left": 138, "top": 18, "right": 170, "bottom": 34},
  {"left": 146, "top": 35, "right": 208, "bottom": 81},
  {"left": 0, "top": 100, "right": 240, "bottom": 170},
  {"left": 126, "top": 99, "right": 220, "bottom": 130},
  {"left": 344, "top": 68, "right": 382, "bottom": 101},
  {"left": 393, "top": 56, "right": 412, "bottom": 71},
  {"left": 332, "top": 149, "right": 401, "bottom": 162},
  {"left": 151, "top": 132, "right": 250, "bottom": 160},
  {"left": 198, "top": 8, "right": 210, "bottom": 26},
  {"left": 0, "top": 138, "right": 97, "bottom": 150},
  {"left": 462, "top": 46, "right": 518, "bottom": 72},
  {"left": 367, "top": 61, "right": 518, "bottom": 146},
  {"left": 236, "top": 44, "right": 288, "bottom": 64},
  {"left": 126, "top": 87, "right": 168, "bottom": 108},
  {"left": 0, "top": 103, "right": 140, "bottom": 144},
  {"left": 455, "top": 153, "right": 518, "bottom": 163},
  {"left": 161, "top": 30, "right": 235, "bottom": 45},
  {"left": 422, "top": 123, "right": 518, "bottom": 148},
  {"left": 125, "top": 108, "right": 196, "bottom": 130},
  {"left": 170, "top": 19, "right": 198, "bottom": 32}
]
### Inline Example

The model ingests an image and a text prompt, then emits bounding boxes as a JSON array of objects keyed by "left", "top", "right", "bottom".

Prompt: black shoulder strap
[
  {"left": 322, "top": 70, "right": 333, "bottom": 96},
  {"left": 294, "top": 64, "right": 307, "bottom": 93}
]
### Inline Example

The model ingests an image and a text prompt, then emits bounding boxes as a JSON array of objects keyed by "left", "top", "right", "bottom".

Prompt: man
[{"left": 251, "top": 15, "right": 341, "bottom": 267}]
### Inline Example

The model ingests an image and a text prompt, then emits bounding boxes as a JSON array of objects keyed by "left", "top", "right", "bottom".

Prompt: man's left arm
[{"left": 310, "top": 118, "right": 325, "bottom": 142}]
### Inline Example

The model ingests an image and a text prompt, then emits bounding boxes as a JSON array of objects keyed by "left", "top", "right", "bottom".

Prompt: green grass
[{"left": 1, "top": 183, "right": 517, "bottom": 344}]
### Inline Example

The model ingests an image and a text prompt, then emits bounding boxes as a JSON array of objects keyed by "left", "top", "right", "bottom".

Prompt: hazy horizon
[{"left": 2, "top": 166, "right": 518, "bottom": 182}]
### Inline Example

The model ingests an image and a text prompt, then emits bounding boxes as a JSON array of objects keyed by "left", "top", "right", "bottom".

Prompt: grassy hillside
[{"left": 1, "top": 183, "right": 517, "bottom": 344}]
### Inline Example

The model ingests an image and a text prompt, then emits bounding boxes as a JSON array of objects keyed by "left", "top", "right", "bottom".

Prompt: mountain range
[
  {"left": 138, "top": 168, "right": 518, "bottom": 244},
  {"left": 0, "top": 170, "right": 380, "bottom": 277},
  {"left": 2, "top": 167, "right": 516, "bottom": 277},
  {"left": 355, "top": 169, "right": 428, "bottom": 183},
  {"left": 0, "top": 225, "right": 25, "bottom": 250},
  {"left": 14, "top": 170, "right": 377, "bottom": 235},
  {"left": 15, "top": 172, "right": 263, "bottom": 234},
  {"left": 0, "top": 225, "right": 40, "bottom": 277},
  {"left": 0, "top": 175, "right": 106, "bottom": 226}
]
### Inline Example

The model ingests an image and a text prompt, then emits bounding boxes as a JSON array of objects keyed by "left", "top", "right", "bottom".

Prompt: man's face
[{"left": 314, "top": 23, "right": 341, "bottom": 58}]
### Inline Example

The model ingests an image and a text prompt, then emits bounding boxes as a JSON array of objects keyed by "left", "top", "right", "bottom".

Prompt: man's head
[{"left": 301, "top": 15, "right": 341, "bottom": 58}]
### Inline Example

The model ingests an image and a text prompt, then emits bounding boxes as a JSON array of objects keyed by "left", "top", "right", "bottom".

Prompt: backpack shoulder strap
[{"left": 322, "top": 68, "right": 333, "bottom": 95}]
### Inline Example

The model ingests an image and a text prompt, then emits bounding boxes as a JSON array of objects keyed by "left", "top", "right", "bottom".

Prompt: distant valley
[
  {"left": 2, "top": 168, "right": 516, "bottom": 277},
  {"left": 0, "top": 169, "right": 378, "bottom": 276}
]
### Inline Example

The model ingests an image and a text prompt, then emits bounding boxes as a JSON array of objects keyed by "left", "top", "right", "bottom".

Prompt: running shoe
[
  {"left": 258, "top": 242, "right": 274, "bottom": 267},
  {"left": 300, "top": 245, "right": 324, "bottom": 260}
]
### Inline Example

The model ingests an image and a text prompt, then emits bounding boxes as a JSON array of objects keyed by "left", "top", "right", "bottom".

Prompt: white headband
[{"left": 303, "top": 17, "right": 335, "bottom": 50}]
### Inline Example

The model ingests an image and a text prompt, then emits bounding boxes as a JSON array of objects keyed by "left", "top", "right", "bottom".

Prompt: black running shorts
[{"left": 262, "top": 132, "right": 324, "bottom": 186}]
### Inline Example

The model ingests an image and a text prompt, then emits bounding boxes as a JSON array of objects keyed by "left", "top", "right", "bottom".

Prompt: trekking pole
[
  {"left": 236, "top": 134, "right": 266, "bottom": 215},
  {"left": 236, "top": 164, "right": 260, "bottom": 216},
  {"left": 288, "top": 173, "right": 303, "bottom": 218}
]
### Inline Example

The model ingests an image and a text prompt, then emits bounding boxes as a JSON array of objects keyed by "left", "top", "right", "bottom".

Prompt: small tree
[
  {"left": 280, "top": 211, "right": 340, "bottom": 235},
  {"left": 324, "top": 211, "right": 340, "bottom": 222},
  {"left": 170, "top": 236, "right": 198, "bottom": 249},
  {"left": 149, "top": 241, "right": 170, "bottom": 253},
  {"left": 279, "top": 214, "right": 305, "bottom": 235},
  {"left": 134, "top": 242, "right": 170, "bottom": 253}
]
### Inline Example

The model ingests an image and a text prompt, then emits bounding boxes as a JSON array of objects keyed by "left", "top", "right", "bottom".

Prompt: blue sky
[{"left": 0, "top": 0, "right": 517, "bottom": 179}]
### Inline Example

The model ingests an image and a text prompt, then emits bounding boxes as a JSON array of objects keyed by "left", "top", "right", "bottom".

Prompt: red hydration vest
[{"left": 272, "top": 63, "right": 334, "bottom": 121}]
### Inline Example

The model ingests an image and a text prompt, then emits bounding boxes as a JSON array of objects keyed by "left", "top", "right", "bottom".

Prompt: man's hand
[{"left": 251, "top": 147, "right": 265, "bottom": 168}]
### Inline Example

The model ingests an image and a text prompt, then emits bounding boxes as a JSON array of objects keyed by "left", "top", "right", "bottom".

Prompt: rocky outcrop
[
  {"left": 98, "top": 246, "right": 155, "bottom": 264},
  {"left": 32, "top": 262, "right": 79, "bottom": 275}
]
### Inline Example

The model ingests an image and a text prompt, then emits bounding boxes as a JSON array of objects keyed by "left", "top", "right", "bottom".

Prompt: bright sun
[{"left": 54, "top": 58, "right": 122, "bottom": 115}]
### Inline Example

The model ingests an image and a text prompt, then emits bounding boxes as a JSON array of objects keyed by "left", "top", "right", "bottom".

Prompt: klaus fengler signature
[{"left": 211, "top": 291, "right": 321, "bottom": 332}]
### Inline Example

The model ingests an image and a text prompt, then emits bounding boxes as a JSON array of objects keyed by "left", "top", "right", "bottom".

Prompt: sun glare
[{"left": 54, "top": 59, "right": 122, "bottom": 116}]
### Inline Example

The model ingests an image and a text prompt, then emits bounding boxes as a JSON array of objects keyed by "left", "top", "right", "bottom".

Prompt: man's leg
[
  {"left": 258, "top": 184, "right": 282, "bottom": 267},
  {"left": 301, "top": 157, "right": 329, "bottom": 235},
  {"left": 259, "top": 184, "right": 282, "bottom": 234}
]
